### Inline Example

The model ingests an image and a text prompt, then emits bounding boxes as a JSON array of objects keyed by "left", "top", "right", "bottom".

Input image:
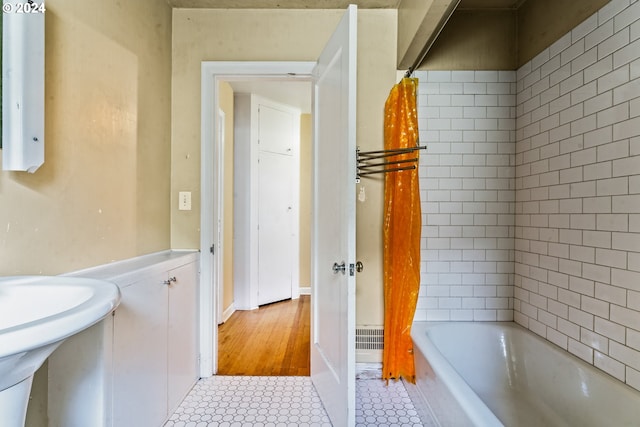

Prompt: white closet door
[{"left": 257, "top": 104, "right": 295, "bottom": 305}]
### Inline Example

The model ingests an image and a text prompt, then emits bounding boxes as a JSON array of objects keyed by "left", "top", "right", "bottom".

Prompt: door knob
[
  {"left": 332, "top": 261, "right": 346, "bottom": 275},
  {"left": 356, "top": 261, "right": 364, "bottom": 272}
]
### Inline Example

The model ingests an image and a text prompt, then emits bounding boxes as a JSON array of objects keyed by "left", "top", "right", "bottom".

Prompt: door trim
[{"left": 199, "top": 61, "right": 315, "bottom": 377}]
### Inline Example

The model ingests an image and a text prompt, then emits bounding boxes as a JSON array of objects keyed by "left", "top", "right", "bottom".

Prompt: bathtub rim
[
  {"left": 411, "top": 321, "right": 504, "bottom": 427},
  {"left": 412, "top": 320, "right": 640, "bottom": 427}
]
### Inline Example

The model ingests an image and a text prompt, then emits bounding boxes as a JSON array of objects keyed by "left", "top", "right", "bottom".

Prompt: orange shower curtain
[{"left": 382, "top": 77, "right": 421, "bottom": 383}]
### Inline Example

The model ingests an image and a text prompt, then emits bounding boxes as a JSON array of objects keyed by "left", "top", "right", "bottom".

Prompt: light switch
[{"left": 179, "top": 191, "right": 192, "bottom": 211}]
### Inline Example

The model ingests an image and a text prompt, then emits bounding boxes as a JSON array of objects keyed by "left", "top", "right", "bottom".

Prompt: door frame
[{"left": 199, "top": 61, "right": 315, "bottom": 377}]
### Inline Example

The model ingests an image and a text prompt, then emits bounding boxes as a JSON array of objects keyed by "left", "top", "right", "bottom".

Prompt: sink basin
[{"left": 0, "top": 276, "right": 121, "bottom": 426}]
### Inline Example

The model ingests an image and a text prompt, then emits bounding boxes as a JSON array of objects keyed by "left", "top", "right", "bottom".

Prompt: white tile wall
[
  {"left": 414, "top": 70, "right": 517, "bottom": 323},
  {"left": 415, "top": 0, "right": 640, "bottom": 393},
  {"left": 513, "top": 0, "right": 640, "bottom": 392}
]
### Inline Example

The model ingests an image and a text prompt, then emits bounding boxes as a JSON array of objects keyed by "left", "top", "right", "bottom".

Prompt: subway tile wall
[
  {"left": 416, "top": 0, "right": 640, "bottom": 392},
  {"left": 513, "top": 0, "right": 640, "bottom": 391},
  {"left": 414, "top": 69, "right": 517, "bottom": 322}
]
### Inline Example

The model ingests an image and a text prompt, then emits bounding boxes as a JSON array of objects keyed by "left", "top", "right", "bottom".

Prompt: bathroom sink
[{"left": 0, "top": 276, "right": 121, "bottom": 426}]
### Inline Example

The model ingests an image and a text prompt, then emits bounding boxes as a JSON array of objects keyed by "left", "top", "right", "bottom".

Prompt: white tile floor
[
  {"left": 355, "top": 379, "right": 425, "bottom": 427},
  {"left": 165, "top": 376, "right": 430, "bottom": 427}
]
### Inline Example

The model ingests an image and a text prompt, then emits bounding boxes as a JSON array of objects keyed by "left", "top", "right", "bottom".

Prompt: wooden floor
[{"left": 217, "top": 295, "right": 310, "bottom": 376}]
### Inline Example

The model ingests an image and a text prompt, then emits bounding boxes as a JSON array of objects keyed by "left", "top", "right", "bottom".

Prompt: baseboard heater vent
[{"left": 356, "top": 328, "right": 384, "bottom": 350}]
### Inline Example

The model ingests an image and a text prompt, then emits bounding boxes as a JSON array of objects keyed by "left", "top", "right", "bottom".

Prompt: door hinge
[{"left": 210, "top": 244, "right": 215, "bottom": 254}]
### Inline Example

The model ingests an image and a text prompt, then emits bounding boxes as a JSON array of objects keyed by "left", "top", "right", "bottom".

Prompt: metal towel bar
[{"left": 356, "top": 145, "right": 426, "bottom": 181}]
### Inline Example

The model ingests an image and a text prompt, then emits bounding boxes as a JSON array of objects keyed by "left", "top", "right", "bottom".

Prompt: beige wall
[
  {"left": 219, "top": 81, "right": 235, "bottom": 313},
  {"left": 170, "top": 9, "right": 341, "bottom": 250},
  {"left": 0, "top": 0, "right": 173, "bottom": 424},
  {"left": 1, "top": 0, "right": 172, "bottom": 276},
  {"left": 354, "top": 11, "right": 398, "bottom": 326},
  {"left": 171, "top": 8, "right": 398, "bottom": 327},
  {"left": 299, "top": 114, "right": 312, "bottom": 288}
]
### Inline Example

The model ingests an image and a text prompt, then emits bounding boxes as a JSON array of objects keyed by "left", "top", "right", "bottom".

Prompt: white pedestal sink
[{"left": 0, "top": 276, "right": 121, "bottom": 427}]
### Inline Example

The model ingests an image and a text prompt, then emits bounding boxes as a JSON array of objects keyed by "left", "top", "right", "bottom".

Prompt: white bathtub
[{"left": 410, "top": 322, "right": 640, "bottom": 427}]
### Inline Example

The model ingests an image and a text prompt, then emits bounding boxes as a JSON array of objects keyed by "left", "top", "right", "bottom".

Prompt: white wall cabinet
[
  {"left": 48, "top": 251, "right": 199, "bottom": 427},
  {"left": 2, "top": 0, "right": 46, "bottom": 172}
]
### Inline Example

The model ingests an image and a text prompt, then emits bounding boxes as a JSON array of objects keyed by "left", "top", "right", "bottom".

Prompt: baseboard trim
[
  {"left": 299, "top": 287, "right": 311, "bottom": 295},
  {"left": 221, "top": 303, "right": 235, "bottom": 324}
]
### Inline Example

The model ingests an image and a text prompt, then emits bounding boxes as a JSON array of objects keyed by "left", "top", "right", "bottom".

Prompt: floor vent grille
[{"left": 355, "top": 328, "right": 384, "bottom": 350}]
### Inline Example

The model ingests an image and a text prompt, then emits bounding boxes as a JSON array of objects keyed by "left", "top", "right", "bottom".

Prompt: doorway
[
  {"left": 200, "top": 8, "right": 357, "bottom": 423},
  {"left": 217, "top": 79, "right": 313, "bottom": 375},
  {"left": 198, "top": 62, "right": 316, "bottom": 378}
]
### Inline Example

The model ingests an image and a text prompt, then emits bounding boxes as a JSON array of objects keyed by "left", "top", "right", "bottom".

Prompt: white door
[
  {"left": 311, "top": 5, "right": 357, "bottom": 427},
  {"left": 258, "top": 103, "right": 296, "bottom": 305}
]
